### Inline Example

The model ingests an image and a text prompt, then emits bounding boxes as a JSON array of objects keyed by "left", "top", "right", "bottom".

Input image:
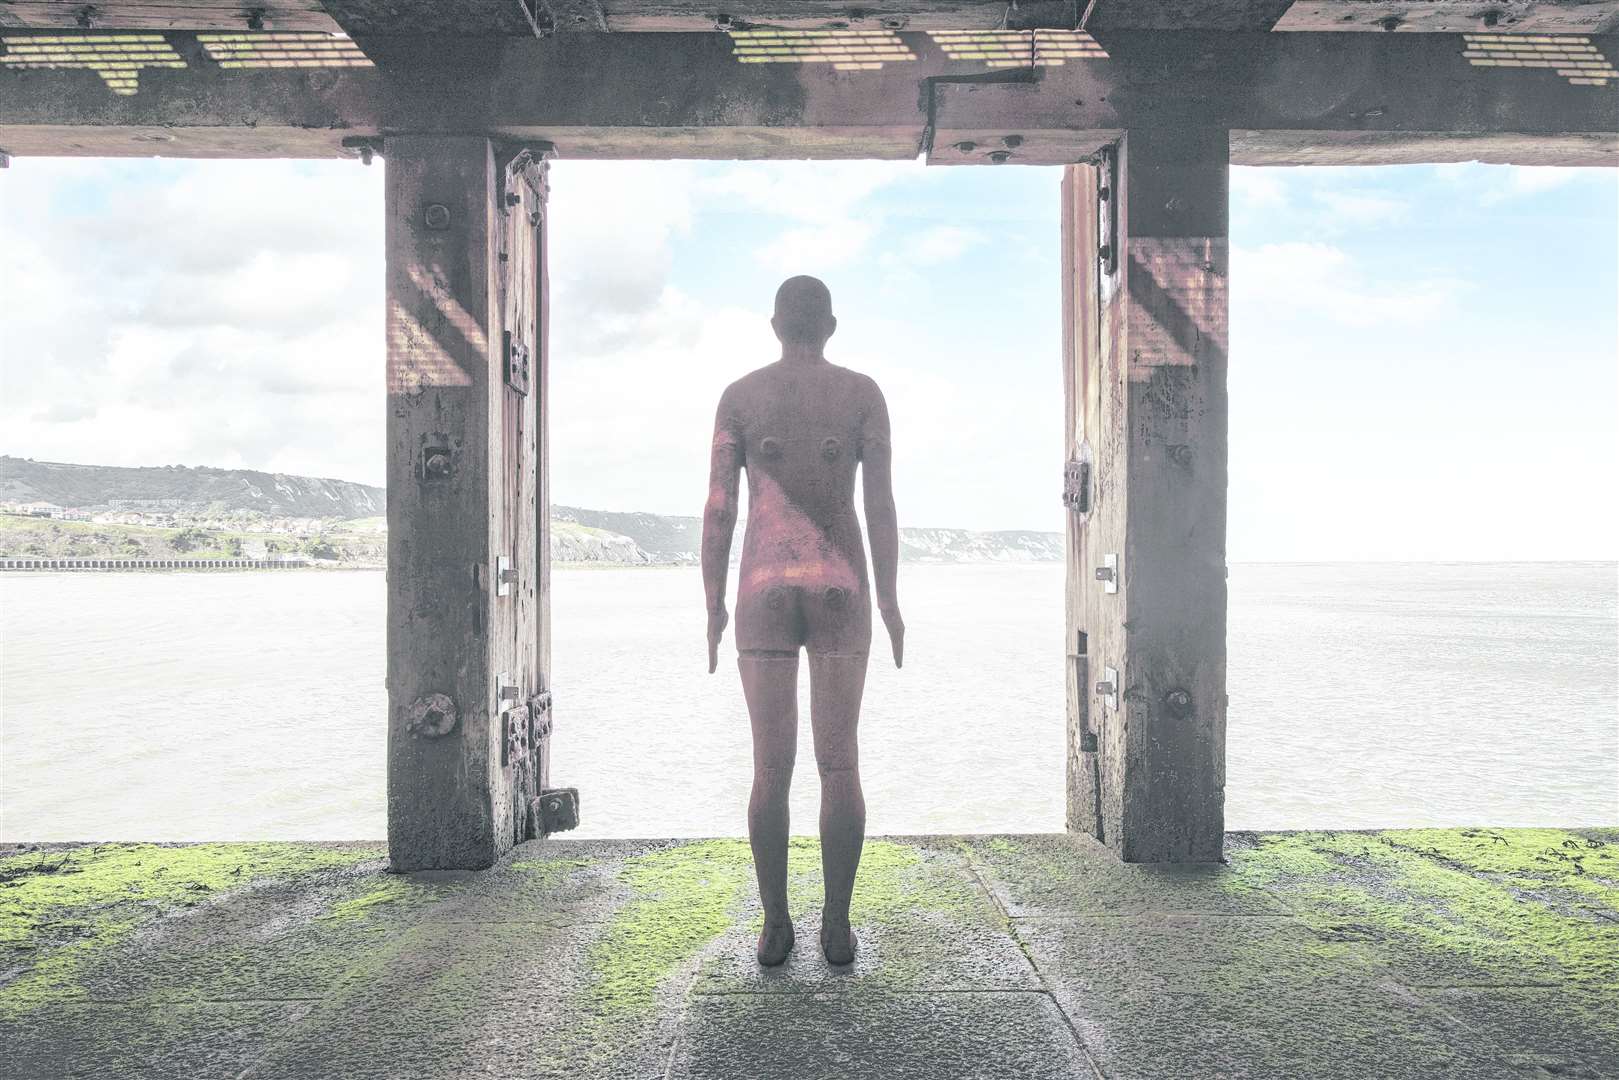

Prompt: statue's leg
[
  {"left": 739, "top": 648, "right": 799, "bottom": 966},
  {"left": 808, "top": 647, "right": 869, "bottom": 965}
]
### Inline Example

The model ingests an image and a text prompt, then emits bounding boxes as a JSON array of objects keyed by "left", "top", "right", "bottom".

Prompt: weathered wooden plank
[
  {"left": 1274, "top": 0, "right": 1619, "bottom": 34},
  {"left": 1066, "top": 129, "right": 1228, "bottom": 862},
  {"left": 1233, "top": 128, "right": 1619, "bottom": 163},
  {"left": 0, "top": 1, "right": 340, "bottom": 30},
  {"left": 386, "top": 134, "right": 505, "bottom": 871}
]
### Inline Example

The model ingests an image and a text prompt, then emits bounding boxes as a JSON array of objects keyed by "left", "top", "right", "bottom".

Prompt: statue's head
[{"left": 771, "top": 275, "right": 837, "bottom": 349}]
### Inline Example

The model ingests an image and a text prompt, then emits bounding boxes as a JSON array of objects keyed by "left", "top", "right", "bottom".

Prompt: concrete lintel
[{"left": 0, "top": 31, "right": 1614, "bottom": 162}]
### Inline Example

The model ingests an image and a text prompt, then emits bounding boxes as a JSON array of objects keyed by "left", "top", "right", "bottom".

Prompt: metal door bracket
[
  {"left": 1095, "top": 553, "right": 1119, "bottom": 594},
  {"left": 496, "top": 671, "right": 521, "bottom": 713},
  {"left": 496, "top": 555, "right": 518, "bottom": 597},
  {"left": 530, "top": 786, "right": 580, "bottom": 836},
  {"left": 1095, "top": 665, "right": 1119, "bottom": 710}
]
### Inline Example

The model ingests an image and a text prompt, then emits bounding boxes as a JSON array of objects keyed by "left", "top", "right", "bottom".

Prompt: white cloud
[
  {"left": 1, "top": 159, "right": 384, "bottom": 484},
  {"left": 1313, "top": 189, "right": 1409, "bottom": 226},
  {"left": 755, "top": 219, "right": 874, "bottom": 273},
  {"left": 1481, "top": 165, "right": 1584, "bottom": 204},
  {"left": 1233, "top": 241, "right": 1464, "bottom": 328},
  {"left": 1231, "top": 167, "right": 1288, "bottom": 208}
]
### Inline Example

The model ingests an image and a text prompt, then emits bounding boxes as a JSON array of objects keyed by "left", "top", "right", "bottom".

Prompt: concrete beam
[{"left": 0, "top": 31, "right": 1613, "bottom": 162}]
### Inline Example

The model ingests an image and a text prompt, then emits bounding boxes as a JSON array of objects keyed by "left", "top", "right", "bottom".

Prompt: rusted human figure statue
[{"left": 702, "top": 276, "right": 904, "bottom": 967}]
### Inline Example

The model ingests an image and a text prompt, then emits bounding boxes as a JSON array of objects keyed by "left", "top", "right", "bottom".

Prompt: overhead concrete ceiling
[{"left": 2, "top": 0, "right": 1617, "bottom": 35}]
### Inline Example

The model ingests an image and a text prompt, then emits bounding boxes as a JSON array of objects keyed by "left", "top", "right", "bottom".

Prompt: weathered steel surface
[
  {"left": 386, "top": 135, "right": 552, "bottom": 871},
  {"left": 1063, "top": 127, "right": 1228, "bottom": 863}
]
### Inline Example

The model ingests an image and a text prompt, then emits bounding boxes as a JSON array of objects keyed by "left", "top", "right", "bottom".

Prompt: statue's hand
[
  {"left": 706, "top": 605, "right": 729, "bottom": 674},
  {"left": 880, "top": 602, "right": 905, "bottom": 669}
]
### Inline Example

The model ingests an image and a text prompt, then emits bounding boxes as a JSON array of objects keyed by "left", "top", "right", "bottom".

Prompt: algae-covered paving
[{"left": 1, "top": 829, "right": 1615, "bottom": 1078}]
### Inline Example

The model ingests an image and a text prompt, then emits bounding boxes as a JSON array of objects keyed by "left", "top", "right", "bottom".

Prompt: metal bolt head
[
  {"left": 1001, "top": 134, "right": 1024, "bottom": 149},
  {"left": 423, "top": 203, "right": 452, "bottom": 230},
  {"left": 953, "top": 141, "right": 978, "bottom": 153},
  {"left": 422, "top": 447, "right": 452, "bottom": 480},
  {"left": 247, "top": 7, "right": 265, "bottom": 30},
  {"left": 988, "top": 150, "right": 1012, "bottom": 164}
]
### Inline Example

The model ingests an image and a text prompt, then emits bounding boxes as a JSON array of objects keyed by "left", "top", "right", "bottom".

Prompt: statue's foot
[
  {"left": 819, "top": 916, "right": 858, "bottom": 966},
  {"left": 756, "top": 920, "right": 795, "bottom": 967}
]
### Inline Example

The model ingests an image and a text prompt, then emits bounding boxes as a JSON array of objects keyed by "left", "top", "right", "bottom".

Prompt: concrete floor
[{"left": 2, "top": 829, "right": 1615, "bottom": 1079}]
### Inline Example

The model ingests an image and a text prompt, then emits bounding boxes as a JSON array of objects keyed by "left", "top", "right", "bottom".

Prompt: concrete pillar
[{"left": 1063, "top": 128, "right": 1229, "bottom": 863}]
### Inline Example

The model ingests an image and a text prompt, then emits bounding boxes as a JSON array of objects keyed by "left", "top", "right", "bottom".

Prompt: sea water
[{"left": 1, "top": 563, "right": 1614, "bottom": 840}]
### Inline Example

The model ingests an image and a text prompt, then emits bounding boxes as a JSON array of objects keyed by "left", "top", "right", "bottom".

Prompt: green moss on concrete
[
  {"left": 1226, "top": 830, "right": 1619, "bottom": 990},
  {"left": 0, "top": 843, "right": 381, "bottom": 1019},
  {"left": 317, "top": 872, "right": 459, "bottom": 923},
  {"left": 511, "top": 856, "right": 592, "bottom": 889},
  {"left": 588, "top": 839, "right": 755, "bottom": 1013}
]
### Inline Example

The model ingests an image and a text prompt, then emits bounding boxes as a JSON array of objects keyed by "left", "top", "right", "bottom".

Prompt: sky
[{"left": 1, "top": 156, "right": 1614, "bottom": 560}]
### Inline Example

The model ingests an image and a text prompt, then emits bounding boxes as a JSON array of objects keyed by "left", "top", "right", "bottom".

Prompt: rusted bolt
[
  {"left": 824, "top": 586, "right": 847, "bottom": 611},
  {"left": 1098, "top": 185, "right": 1110, "bottom": 200},
  {"left": 358, "top": 145, "right": 375, "bottom": 166},
  {"left": 1164, "top": 688, "right": 1193, "bottom": 717},
  {"left": 529, "top": 211, "right": 541, "bottom": 227},
  {"left": 715, "top": 12, "right": 733, "bottom": 28},
  {"left": 505, "top": 191, "right": 521, "bottom": 207},
  {"left": 759, "top": 436, "right": 782, "bottom": 460},
  {"left": 405, "top": 693, "right": 458, "bottom": 738},
  {"left": 422, "top": 446, "right": 452, "bottom": 481},
  {"left": 76, "top": 6, "right": 96, "bottom": 29},
  {"left": 953, "top": 141, "right": 978, "bottom": 153},
  {"left": 1097, "top": 243, "right": 1112, "bottom": 263},
  {"left": 423, "top": 203, "right": 451, "bottom": 230},
  {"left": 1379, "top": 15, "right": 1401, "bottom": 30},
  {"left": 988, "top": 150, "right": 1012, "bottom": 164},
  {"left": 246, "top": 7, "right": 266, "bottom": 30},
  {"left": 881, "top": 16, "right": 905, "bottom": 28},
  {"left": 821, "top": 436, "right": 842, "bottom": 462},
  {"left": 1164, "top": 196, "right": 1187, "bottom": 213},
  {"left": 1002, "top": 134, "right": 1024, "bottom": 149}
]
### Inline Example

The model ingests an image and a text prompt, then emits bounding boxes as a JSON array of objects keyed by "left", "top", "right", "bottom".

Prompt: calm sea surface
[{"left": 1, "top": 563, "right": 1614, "bottom": 840}]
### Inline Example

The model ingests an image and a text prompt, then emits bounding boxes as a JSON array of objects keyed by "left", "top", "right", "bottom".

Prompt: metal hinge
[
  {"left": 504, "top": 331, "right": 531, "bottom": 395},
  {"left": 1062, "top": 459, "right": 1090, "bottom": 513},
  {"left": 501, "top": 688, "right": 553, "bottom": 767},
  {"left": 1097, "top": 143, "right": 1119, "bottom": 276}
]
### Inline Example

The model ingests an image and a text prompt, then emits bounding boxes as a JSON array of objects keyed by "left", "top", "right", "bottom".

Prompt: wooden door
[{"left": 492, "top": 149, "right": 560, "bottom": 849}]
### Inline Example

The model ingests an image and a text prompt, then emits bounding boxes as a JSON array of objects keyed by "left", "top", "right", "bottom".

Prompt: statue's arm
[
  {"left": 702, "top": 390, "right": 743, "bottom": 672},
  {"left": 861, "top": 379, "right": 904, "bottom": 667}
]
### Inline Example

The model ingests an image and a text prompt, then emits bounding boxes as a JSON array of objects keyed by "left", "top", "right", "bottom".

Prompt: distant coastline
[{"left": 0, "top": 456, "right": 1063, "bottom": 569}]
